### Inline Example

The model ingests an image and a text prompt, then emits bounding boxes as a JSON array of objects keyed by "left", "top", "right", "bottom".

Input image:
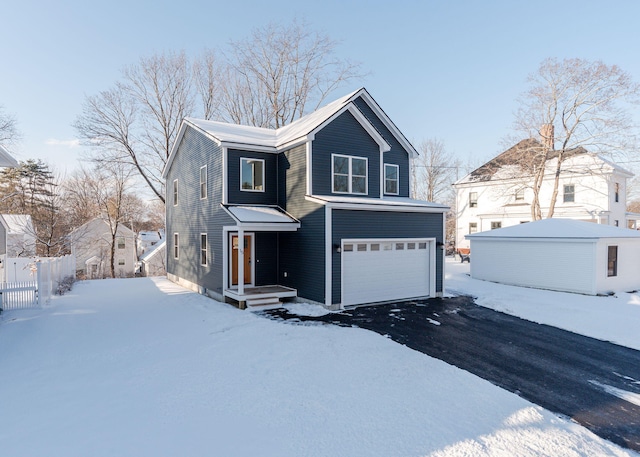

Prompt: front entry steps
[{"left": 246, "top": 296, "right": 283, "bottom": 310}]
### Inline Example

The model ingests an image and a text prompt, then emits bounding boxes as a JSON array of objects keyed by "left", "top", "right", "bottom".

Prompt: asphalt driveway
[{"left": 265, "top": 296, "right": 640, "bottom": 452}]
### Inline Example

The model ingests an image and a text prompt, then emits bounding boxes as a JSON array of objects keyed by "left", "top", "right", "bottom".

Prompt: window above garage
[{"left": 332, "top": 154, "right": 367, "bottom": 195}]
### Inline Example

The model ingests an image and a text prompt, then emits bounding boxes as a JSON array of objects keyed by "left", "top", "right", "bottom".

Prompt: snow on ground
[
  {"left": 446, "top": 257, "right": 640, "bottom": 351},
  {"left": 0, "top": 276, "right": 637, "bottom": 457}
]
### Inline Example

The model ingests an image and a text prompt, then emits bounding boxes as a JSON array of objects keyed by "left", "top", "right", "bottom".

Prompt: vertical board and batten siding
[
  {"left": 311, "top": 109, "right": 381, "bottom": 198},
  {"left": 165, "top": 126, "right": 234, "bottom": 297},
  {"left": 331, "top": 209, "right": 444, "bottom": 304},
  {"left": 278, "top": 144, "right": 326, "bottom": 303},
  {"left": 226, "top": 149, "right": 278, "bottom": 205},
  {"left": 469, "top": 239, "right": 596, "bottom": 294},
  {"left": 353, "top": 97, "right": 411, "bottom": 198},
  {"left": 595, "top": 238, "right": 640, "bottom": 294}
]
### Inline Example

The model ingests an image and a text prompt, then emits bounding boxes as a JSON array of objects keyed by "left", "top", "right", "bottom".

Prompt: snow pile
[
  {"left": 446, "top": 258, "right": 640, "bottom": 350},
  {"left": 0, "top": 277, "right": 635, "bottom": 456}
]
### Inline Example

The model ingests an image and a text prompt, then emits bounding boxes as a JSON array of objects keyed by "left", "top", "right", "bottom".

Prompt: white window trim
[
  {"left": 331, "top": 153, "right": 368, "bottom": 195},
  {"left": 240, "top": 157, "right": 265, "bottom": 193},
  {"left": 173, "top": 233, "right": 179, "bottom": 260},
  {"left": 200, "top": 233, "right": 208, "bottom": 266},
  {"left": 173, "top": 179, "right": 178, "bottom": 206},
  {"left": 200, "top": 165, "right": 207, "bottom": 200},
  {"left": 384, "top": 163, "right": 399, "bottom": 195}
]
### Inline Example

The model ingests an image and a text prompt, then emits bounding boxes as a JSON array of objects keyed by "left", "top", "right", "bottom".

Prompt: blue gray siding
[
  {"left": 353, "top": 96, "right": 411, "bottom": 198},
  {"left": 227, "top": 149, "right": 278, "bottom": 205},
  {"left": 311, "top": 110, "right": 381, "bottom": 197},
  {"left": 331, "top": 209, "right": 444, "bottom": 304},
  {"left": 165, "top": 125, "right": 233, "bottom": 296},
  {"left": 278, "top": 144, "right": 326, "bottom": 303}
]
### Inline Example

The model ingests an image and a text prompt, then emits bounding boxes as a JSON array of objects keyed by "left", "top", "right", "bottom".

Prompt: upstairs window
[
  {"left": 469, "top": 222, "right": 478, "bottom": 234},
  {"left": 173, "top": 233, "right": 179, "bottom": 259},
  {"left": 173, "top": 179, "right": 178, "bottom": 206},
  {"left": 200, "top": 165, "right": 207, "bottom": 199},
  {"left": 515, "top": 188, "right": 525, "bottom": 201},
  {"left": 469, "top": 192, "right": 478, "bottom": 208},
  {"left": 608, "top": 245, "right": 618, "bottom": 277},
  {"left": 563, "top": 184, "right": 575, "bottom": 203},
  {"left": 117, "top": 237, "right": 125, "bottom": 249},
  {"left": 241, "top": 158, "right": 265, "bottom": 192},
  {"left": 615, "top": 182, "right": 620, "bottom": 203},
  {"left": 332, "top": 154, "right": 367, "bottom": 195},
  {"left": 384, "top": 163, "right": 399, "bottom": 195}
]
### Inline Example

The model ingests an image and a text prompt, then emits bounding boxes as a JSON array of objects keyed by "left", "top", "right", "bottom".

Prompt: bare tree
[
  {"left": 411, "top": 139, "right": 458, "bottom": 203},
  {"left": 224, "top": 20, "right": 362, "bottom": 128},
  {"left": 514, "top": 58, "right": 640, "bottom": 219},
  {"left": 0, "top": 105, "right": 20, "bottom": 146}
]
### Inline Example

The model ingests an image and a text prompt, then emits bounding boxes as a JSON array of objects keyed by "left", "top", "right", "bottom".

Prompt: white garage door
[{"left": 341, "top": 239, "right": 432, "bottom": 306}]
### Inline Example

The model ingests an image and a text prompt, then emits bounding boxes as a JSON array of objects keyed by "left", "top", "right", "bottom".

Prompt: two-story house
[
  {"left": 454, "top": 137, "right": 634, "bottom": 250},
  {"left": 163, "top": 88, "right": 448, "bottom": 310}
]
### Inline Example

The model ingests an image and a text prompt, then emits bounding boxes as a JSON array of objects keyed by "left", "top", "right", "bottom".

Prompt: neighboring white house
[
  {"left": 466, "top": 218, "right": 640, "bottom": 295},
  {"left": 137, "top": 230, "right": 163, "bottom": 257},
  {"left": 0, "top": 214, "right": 36, "bottom": 257},
  {"left": 70, "top": 218, "right": 137, "bottom": 278},
  {"left": 454, "top": 138, "right": 635, "bottom": 249},
  {"left": 139, "top": 240, "right": 166, "bottom": 277}
]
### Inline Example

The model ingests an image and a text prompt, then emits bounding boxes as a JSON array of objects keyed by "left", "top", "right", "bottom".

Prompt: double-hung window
[
  {"left": 200, "top": 233, "right": 208, "bottom": 266},
  {"left": 200, "top": 165, "right": 207, "bottom": 199},
  {"left": 173, "top": 179, "right": 178, "bottom": 206},
  {"left": 469, "top": 192, "right": 478, "bottom": 208},
  {"left": 173, "top": 233, "right": 179, "bottom": 260},
  {"left": 384, "top": 163, "right": 399, "bottom": 195},
  {"left": 117, "top": 237, "right": 125, "bottom": 249},
  {"left": 563, "top": 184, "right": 575, "bottom": 203},
  {"left": 332, "top": 154, "right": 367, "bottom": 195},
  {"left": 241, "top": 158, "right": 264, "bottom": 191}
]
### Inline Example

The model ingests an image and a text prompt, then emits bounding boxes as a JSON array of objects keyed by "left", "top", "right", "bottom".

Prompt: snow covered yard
[
  {"left": 446, "top": 257, "right": 640, "bottom": 351},
  {"left": 0, "top": 276, "right": 637, "bottom": 456}
]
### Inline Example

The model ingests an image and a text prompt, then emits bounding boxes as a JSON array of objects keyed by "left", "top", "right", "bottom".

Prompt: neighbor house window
[
  {"left": 491, "top": 221, "right": 502, "bottom": 230},
  {"left": 615, "top": 182, "right": 620, "bottom": 203},
  {"left": 118, "top": 259, "right": 125, "bottom": 266},
  {"left": 608, "top": 245, "right": 618, "bottom": 277},
  {"left": 469, "top": 222, "right": 478, "bottom": 234},
  {"left": 384, "top": 163, "right": 399, "bottom": 195},
  {"left": 173, "top": 179, "right": 178, "bottom": 206},
  {"left": 173, "top": 233, "right": 179, "bottom": 259},
  {"left": 515, "top": 188, "right": 525, "bottom": 201},
  {"left": 241, "top": 158, "right": 264, "bottom": 191},
  {"left": 563, "top": 184, "right": 575, "bottom": 203},
  {"left": 469, "top": 192, "right": 478, "bottom": 208},
  {"left": 332, "top": 154, "right": 367, "bottom": 195},
  {"left": 200, "top": 165, "right": 207, "bottom": 199},
  {"left": 117, "top": 237, "right": 125, "bottom": 249},
  {"left": 200, "top": 233, "right": 207, "bottom": 266}
]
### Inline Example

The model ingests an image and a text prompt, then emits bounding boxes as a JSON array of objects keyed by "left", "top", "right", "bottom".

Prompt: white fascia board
[
  {"left": 309, "top": 104, "right": 391, "bottom": 154},
  {"left": 220, "top": 141, "right": 277, "bottom": 153},
  {"left": 466, "top": 235, "right": 597, "bottom": 243},
  {"left": 357, "top": 89, "right": 418, "bottom": 157},
  {"left": 222, "top": 147, "right": 228, "bottom": 204},
  {"left": 305, "top": 196, "right": 449, "bottom": 213},
  {"left": 162, "top": 120, "right": 189, "bottom": 179},
  {"left": 220, "top": 205, "right": 300, "bottom": 231},
  {"left": 306, "top": 141, "right": 313, "bottom": 195},
  {"left": 325, "top": 205, "right": 333, "bottom": 308}
]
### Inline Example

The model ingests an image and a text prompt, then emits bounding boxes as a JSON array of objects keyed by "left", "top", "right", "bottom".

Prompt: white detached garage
[{"left": 466, "top": 219, "right": 640, "bottom": 295}]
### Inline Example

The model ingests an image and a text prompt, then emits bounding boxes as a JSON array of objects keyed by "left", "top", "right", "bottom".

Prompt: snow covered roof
[
  {"left": 163, "top": 88, "right": 418, "bottom": 178},
  {"left": 0, "top": 145, "right": 18, "bottom": 168},
  {"left": 223, "top": 205, "right": 300, "bottom": 228},
  {"left": 467, "top": 218, "right": 640, "bottom": 240},
  {"left": 1, "top": 214, "right": 33, "bottom": 234},
  {"left": 140, "top": 240, "right": 166, "bottom": 262},
  {"left": 138, "top": 231, "right": 162, "bottom": 242},
  {"left": 308, "top": 195, "right": 449, "bottom": 211}
]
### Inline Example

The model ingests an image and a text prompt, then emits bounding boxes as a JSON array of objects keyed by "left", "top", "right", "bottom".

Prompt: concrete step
[{"left": 246, "top": 297, "right": 283, "bottom": 310}]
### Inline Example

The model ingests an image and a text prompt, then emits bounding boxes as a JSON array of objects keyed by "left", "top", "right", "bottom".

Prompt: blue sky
[{"left": 2, "top": 0, "right": 640, "bottom": 177}]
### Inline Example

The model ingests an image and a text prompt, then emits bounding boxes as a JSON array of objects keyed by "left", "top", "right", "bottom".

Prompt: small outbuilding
[{"left": 466, "top": 218, "right": 640, "bottom": 295}]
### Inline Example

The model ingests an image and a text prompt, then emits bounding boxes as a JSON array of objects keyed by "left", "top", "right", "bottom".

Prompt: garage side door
[{"left": 341, "top": 239, "right": 431, "bottom": 307}]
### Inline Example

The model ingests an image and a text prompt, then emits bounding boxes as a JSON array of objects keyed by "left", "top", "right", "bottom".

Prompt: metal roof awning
[{"left": 222, "top": 205, "right": 300, "bottom": 231}]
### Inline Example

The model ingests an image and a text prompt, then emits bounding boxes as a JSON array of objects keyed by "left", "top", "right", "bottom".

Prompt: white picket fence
[{"left": 0, "top": 254, "right": 76, "bottom": 311}]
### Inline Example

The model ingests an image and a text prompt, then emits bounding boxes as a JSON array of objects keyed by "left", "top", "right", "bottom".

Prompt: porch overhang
[{"left": 222, "top": 204, "right": 300, "bottom": 231}]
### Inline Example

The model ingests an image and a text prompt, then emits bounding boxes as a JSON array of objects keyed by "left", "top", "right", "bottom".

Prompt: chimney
[{"left": 540, "top": 124, "right": 554, "bottom": 150}]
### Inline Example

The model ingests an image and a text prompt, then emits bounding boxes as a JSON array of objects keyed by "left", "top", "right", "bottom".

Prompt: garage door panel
[{"left": 342, "top": 239, "right": 431, "bottom": 306}]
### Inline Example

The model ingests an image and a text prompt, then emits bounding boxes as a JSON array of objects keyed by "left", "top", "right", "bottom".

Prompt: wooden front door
[{"left": 231, "top": 234, "right": 252, "bottom": 286}]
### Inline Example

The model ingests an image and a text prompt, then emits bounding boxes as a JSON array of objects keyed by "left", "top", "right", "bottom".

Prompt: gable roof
[
  {"left": 140, "top": 240, "right": 166, "bottom": 262},
  {"left": 1, "top": 214, "right": 34, "bottom": 234},
  {"left": 467, "top": 218, "right": 640, "bottom": 240},
  {"left": 0, "top": 145, "right": 18, "bottom": 168},
  {"left": 456, "top": 139, "right": 632, "bottom": 185},
  {"left": 163, "top": 88, "right": 417, "bottom": 178}
]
